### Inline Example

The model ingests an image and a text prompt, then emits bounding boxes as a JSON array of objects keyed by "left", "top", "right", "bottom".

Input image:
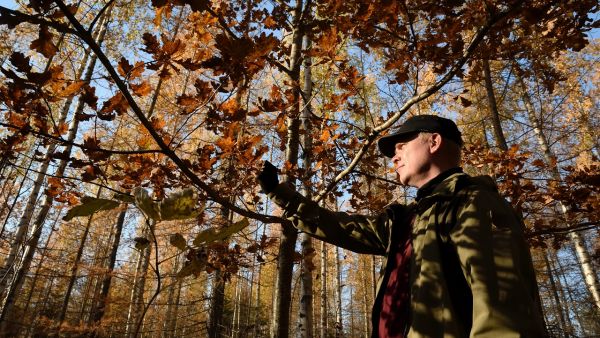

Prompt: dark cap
[{"left": 377, "top": 114, "right": 463, "bottom": 158}]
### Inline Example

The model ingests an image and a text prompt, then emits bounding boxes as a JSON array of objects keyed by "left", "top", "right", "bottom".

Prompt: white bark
[{"left": 518, "top": 75, "right": 600, "bottom": 311}]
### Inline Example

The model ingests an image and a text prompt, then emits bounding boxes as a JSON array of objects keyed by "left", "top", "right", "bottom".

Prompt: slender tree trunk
[
  {"left": 270, "top": 2, "right": 311, "bottom": 337},
  {"left": 169, "top": 276, "right": 182, "bottom": 336},
  {"left": 162, "top": 255, "right": 180, "bottom": 338},
  {"left": 517, "top": 73, "right": 600, "bottom": 311},
  {"left": 56, "top": 206, "right": 96, "bottom": 326},
  {"left": 298, "top": 32, "right": 314, "bottom": 338},
  {"left": 89, "top": 209, "right": 125, "bottom": 334},
  {"left": 83, "top": 213, "right": 115, "bottom": 324},
  {"left": 0, "top": 146, "right": 37, "bottom": 244},
  {"left": 555, "top": 249, "right": 588, "bottom": 336},
  {"left": 482, "top": 59, "right": 508, "bottom": 151},
  {"left": 125, "top": 223, "right": 152, "bottom": 338},
  {"left": 320, "top": 241, "right": 328, "bottom": 338},
  {"left": 208, "top": 269, "right": 226, "bottom": 338},
  {"left": 18, "top": 212, "right": 59, "bottom": 337},
  {"left": 350, "top": 287, "right": 355, "bottom": 338},
  {"left": 543, "top": 252, "right": 569, "bottom": 337},
  {"left": 0, "top": 28, "right": 110, "bottom": 334},
  {"left": 551, "top": 250, "right": 575, "bottom": 336},
  {"left": 253, "top": 223, "right": 267, "bottom": 338},
  {"left": 334, "top": 246, "right": 344, "bottom": 338},
  {"left": 231, "top": 273, "right": 243, "bottom": 338},
  {"left": 361, "top": 257, "right": 370, "bottom": 338}
]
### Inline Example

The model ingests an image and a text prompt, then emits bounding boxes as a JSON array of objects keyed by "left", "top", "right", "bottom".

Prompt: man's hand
[{"left": 257, "top": 161, "right": 279, "bottom": 194}]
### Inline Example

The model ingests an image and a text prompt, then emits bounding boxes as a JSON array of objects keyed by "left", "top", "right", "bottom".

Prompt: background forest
[{"left": 0, "top": 0, "right": 598, "bottom": 337}]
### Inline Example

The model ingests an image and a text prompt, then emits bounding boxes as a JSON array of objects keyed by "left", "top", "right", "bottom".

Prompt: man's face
[{"left": 391, "top": 133, "right": 433, "bottom": 188}]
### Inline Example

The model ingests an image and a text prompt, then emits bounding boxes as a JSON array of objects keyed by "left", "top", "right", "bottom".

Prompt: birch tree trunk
[
  {"left": 320, "top": 241, "right": 328, "bottom": 338},
  {"left": 0, "top": 39, "right": 93, "bottom": 301},
  {"left": 334, "top": 246, "right": 344, "bottom": 338},
  {"left": 270, "top": 1, "right": 310, "bottom": 337},
  {"left": 0, "top": 12, "right": 111, "bottom": 330},
  {"left": 298, "top": 32, "right": 314, "bottom": 338},
  {"left": 517, "top": 73, "right": 600, "bottom": 311}
]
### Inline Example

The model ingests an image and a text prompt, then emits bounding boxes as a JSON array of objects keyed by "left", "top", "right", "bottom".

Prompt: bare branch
[
  {"left": 0, "top": 6, "right": 77, "bottom": 35},
  {"left": 528, "top": 221, "right": 599, "bottom": 237},
  {"left": 0, "top": 122, "right": 164, "bottom": 155}
]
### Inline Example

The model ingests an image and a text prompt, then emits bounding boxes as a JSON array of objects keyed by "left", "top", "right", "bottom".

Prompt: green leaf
[
  {"left": 131, "top": 187, "right": 199, "bottom": 221},
  {"left": 63, "top": 196, "right": 120, "bottom": 221},
  {"left": 133, "top": 187, "right": 160, "bottom": 220},
  {"left": 169, "top": 233, "right": 187, "bottom": 251},
  {"left": 158, "top": 188, "right": 198, "bottom": 220},
  {"left": 193, "top": 218, "right": 249, "bottom": 246}
]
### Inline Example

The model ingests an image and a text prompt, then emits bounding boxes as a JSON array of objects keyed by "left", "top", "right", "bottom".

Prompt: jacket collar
[
  {"left": 416, "top": 172, "right": 499, "bottom": 212},
  {"left": 415, "top": 171, "right": 468, "bottom": 212},
  {"left": 416, "top": 167, "right": 463, "bottom": 201}
]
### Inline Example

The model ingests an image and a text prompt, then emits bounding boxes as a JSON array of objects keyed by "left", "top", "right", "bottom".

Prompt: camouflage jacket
[{"left": 269, "top": 172, "right": 547, "bottom": 338}]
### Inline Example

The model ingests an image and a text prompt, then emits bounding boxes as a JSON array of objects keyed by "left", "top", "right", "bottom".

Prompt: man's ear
[{"left": 429, "top": 133, "right": 443, "bottom": 153}]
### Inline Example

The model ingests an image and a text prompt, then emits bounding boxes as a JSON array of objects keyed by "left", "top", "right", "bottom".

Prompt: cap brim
[{"left": 377, "top": 130, "right": 418, "bottom": 158}]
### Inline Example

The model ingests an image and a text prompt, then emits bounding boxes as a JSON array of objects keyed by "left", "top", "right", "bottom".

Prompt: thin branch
[
  {"left": 87, "top": 0, "right": 115, "bottom": 34},
  {"left": 528, "top": 221, "right": 599, "bottom": 237},
  {"left": 134, "top": 219, "right": 161, "bottom": 338},
  {"left": 4, "top": 159, "right": 127, "bottom": 196},
  {"left": 0, "top": 122, "right": 164, "bottom": 155},
  {"left": 0, "top": 6, "right": 77, "bottom": 35},
  {"left": 353, "top": 170, "right": 402, "bottom": 186}
]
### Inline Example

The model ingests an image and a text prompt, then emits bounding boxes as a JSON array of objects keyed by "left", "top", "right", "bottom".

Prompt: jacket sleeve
[
  {"left": 449, "top": 188, "right": 546, "bottom": 337},
  {"left": 268, "top": 182, "right": 399, "bottom": 255}
]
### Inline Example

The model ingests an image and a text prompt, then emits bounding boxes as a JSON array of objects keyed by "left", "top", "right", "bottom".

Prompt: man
[{"left": 258, "top": 115, "right": 547, "bottom": 337}]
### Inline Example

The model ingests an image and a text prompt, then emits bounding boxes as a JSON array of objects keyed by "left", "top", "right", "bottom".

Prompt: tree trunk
[
  {"left": 18, "top": 211, "right": 59, "bottom": 337},
  {"left": 270, "top": 0, "right": 308, "bottom": 336},
  {"left": 334, "top": 246, "right": 344, "bottom": 338},
  {"left": 0, "top": 14, "right": 110, "bottom": 329},
  {"left": 361, "top": 257, "right": 370, "bottom": 338},
  {"left": 0, "top": 146, "right": 36, "bottom": 244},
  {"left": 298, "top": 32, "right": 314, "bottom": 338},
  {"left": 125, "top": 222, "right": 152, "bottom": 338},
  {"left": 482, "top": 59, "right": 508, "bottom": 151},
  {"left": 89, "top": 209, "right": 125, "bottom": 334},
  {"left": 320, "top": 241, "right": 328, "bottom": 338},
  {"left": 162, "top": 255, "right": 180, "bottom": 338},
  {"left": 253, "top": 222, "right": 267, "bottom": 338},
  {"left": 56, "top": 201, "right": 97, "bottom": 326},
  {"left": 517, "top": 73, "right": 600, "bottom": 311},
  {"left": 208, "top": 269, "right": 226, "bottom": 338},
  {"left": 0, "top": 56, "right": 88, "bottom": 300},
  {"left": 543, "top": 251, "right": 569, "bottom": 337}
]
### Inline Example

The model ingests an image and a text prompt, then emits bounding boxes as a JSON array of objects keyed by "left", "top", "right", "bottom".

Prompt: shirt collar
[{"left": 416, "top": 167, "right": 463, "bottom": 201}]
